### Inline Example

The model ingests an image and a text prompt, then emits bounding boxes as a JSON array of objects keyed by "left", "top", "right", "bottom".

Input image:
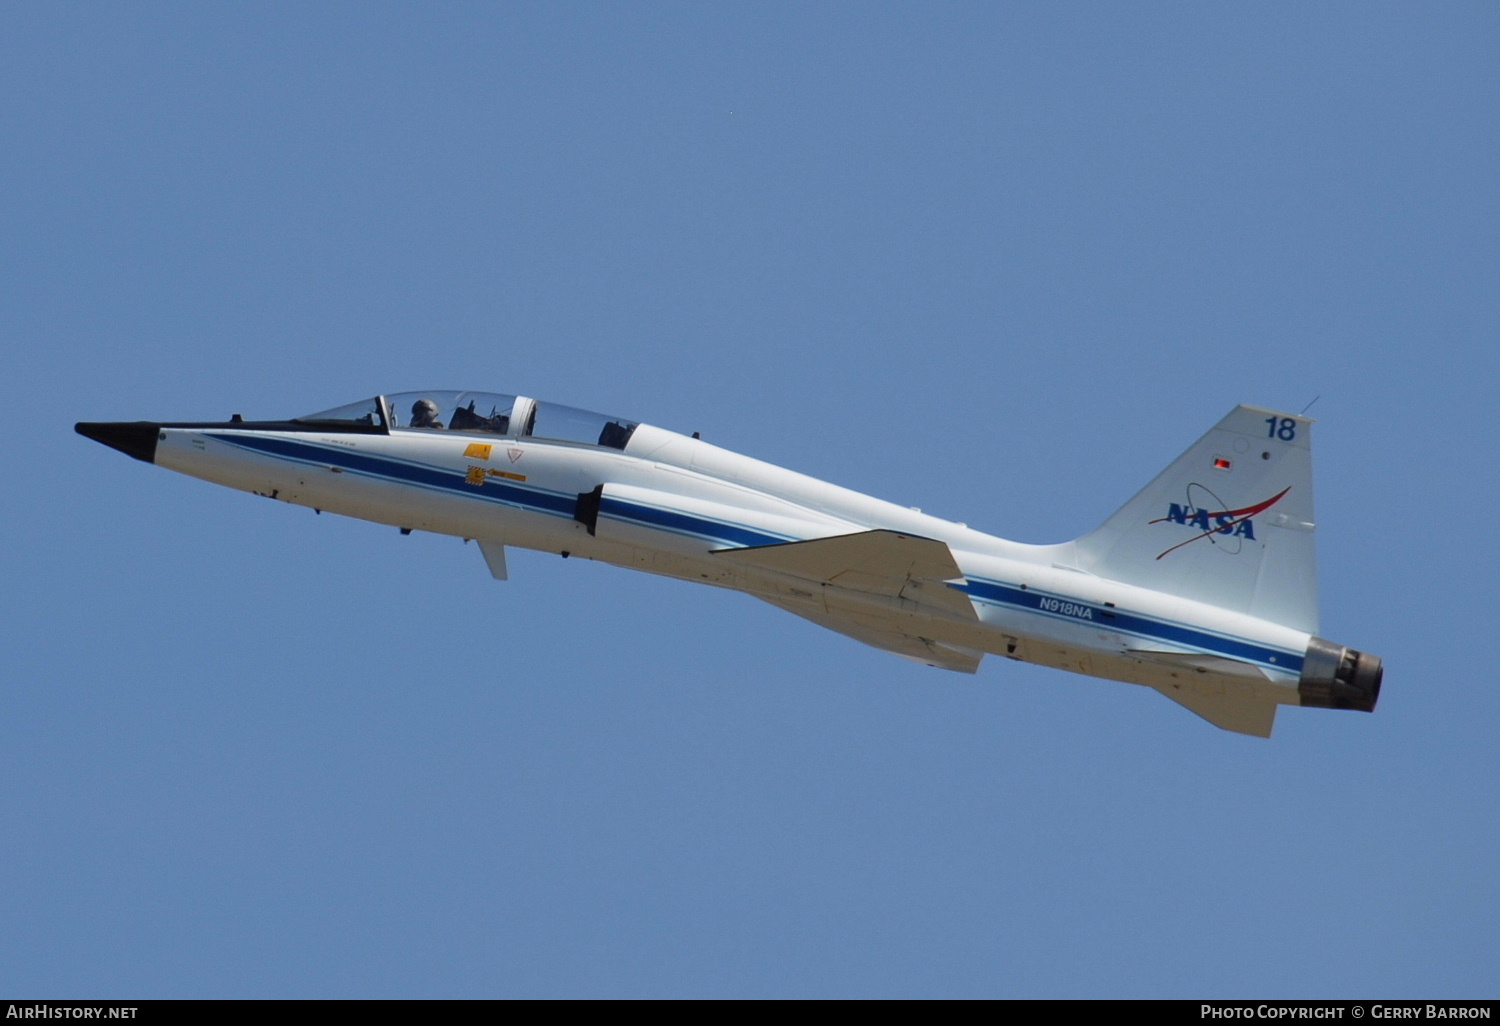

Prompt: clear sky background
[{"left": 3, "top": 2, "right": 1496, "bottom": 999}]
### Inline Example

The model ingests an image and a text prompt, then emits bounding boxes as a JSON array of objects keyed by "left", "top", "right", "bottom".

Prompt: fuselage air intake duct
[{"left": 1299, "top": 636, "right": 1383, "bottom": 713}]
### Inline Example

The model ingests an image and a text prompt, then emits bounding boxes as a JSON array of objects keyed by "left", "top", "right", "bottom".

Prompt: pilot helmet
[{"left": 412, "top": 398, "right": 440, "bottom": 423}]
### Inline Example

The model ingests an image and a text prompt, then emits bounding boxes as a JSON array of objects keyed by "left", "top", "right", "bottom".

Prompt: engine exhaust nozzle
[{"left": 1299, "top": 636, "right": 1383, "bottom": 712}]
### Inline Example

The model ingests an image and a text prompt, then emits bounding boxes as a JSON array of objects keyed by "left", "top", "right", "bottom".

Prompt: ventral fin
[{"left": 478, "top": 540, "right": 508, "bottom": 580}]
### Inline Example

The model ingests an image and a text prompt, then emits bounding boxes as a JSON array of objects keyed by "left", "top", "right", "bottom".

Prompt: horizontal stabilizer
[
  {"left": 759, "top": 595, "right": 983, "bottom": 673},
  {"left": 713, "top": 530, "right": 977, "bottom": 621},
  {"left": 1150, "top": 681, "right": 1278, "bottom": 737},
  {"left": 1127, "top": 647, "right": 1281, "bottom": 736}
]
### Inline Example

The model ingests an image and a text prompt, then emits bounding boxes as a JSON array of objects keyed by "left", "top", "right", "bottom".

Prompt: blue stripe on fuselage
[
  {"left": 957, "top": 577, "right": 1303, "bottom": 673},
  {"left": 208, "top": 432, "right": 791, "bottom": 548},
  {"left": 208, "top": 432, "right": 576, "bottom": 515}
]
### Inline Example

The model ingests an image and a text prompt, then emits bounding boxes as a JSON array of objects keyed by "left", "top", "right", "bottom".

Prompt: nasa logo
[
  {"left": 1150, "top": 486, "right": 1290, "bottom": 560},
  {"left": 1162, "top": 503, "right": 1258, "bottom": 539}
]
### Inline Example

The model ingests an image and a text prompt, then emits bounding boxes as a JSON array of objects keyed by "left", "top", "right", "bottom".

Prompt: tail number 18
[{"left": 1265, "top": 417, "right": 1297, "bottom": 441}]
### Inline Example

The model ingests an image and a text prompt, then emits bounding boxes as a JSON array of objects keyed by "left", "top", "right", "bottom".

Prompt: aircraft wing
[
  {"left": 712, "top": 529, "right": 979, "bottom": 621},
  {"left": 756, "top": 594, "right": 984, "bottom": 673},
  {"left": 715, "top": 530, "right": 982, "bottom": 672}
]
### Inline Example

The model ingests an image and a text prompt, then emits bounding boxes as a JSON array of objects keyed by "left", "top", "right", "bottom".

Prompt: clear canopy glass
[
  {"left": 386, "top": 391, "right": 518, "bottom": 434},
  {"left": 299, "top": 391, "right": 640, "bottom": 451},
  {"left": 294, "top": 397, "right": 386, "bottom": 427},
  {"left": 529, "top": 400, "right": 638, "bottom": 450}
]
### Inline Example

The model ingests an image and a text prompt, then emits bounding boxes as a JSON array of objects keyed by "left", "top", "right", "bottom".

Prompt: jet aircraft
[{"left": 77, "top": 392, "right": 1382, "bottom": 737}]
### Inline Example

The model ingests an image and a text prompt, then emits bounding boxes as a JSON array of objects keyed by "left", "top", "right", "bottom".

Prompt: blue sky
[{"left": 4, "top": 2, "right": 1496, "bottom": 998}]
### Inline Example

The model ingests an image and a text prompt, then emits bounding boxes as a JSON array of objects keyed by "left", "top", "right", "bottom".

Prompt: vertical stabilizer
[{"left": 1073, "top": 405, "right": 1318, "bottom": 634}]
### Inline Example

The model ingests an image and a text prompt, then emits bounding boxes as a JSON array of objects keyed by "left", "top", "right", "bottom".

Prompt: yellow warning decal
[
  {"left": 464, "top": 443, "right": 493, "bottom": 460},
  {"left": 487, "top": 469, "right": 526, "bottom": 482},
  {"left": 465, "top": 466, "right": 486, "bottom": 485}
]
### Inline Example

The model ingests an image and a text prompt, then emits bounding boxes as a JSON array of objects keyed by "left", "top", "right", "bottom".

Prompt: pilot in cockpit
[{"left": 410, "top": 398, "right": 444, "bottom": 429}]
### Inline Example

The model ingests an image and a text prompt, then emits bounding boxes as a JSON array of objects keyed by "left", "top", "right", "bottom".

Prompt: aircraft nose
[{"left": 75, "top": 421, "right": 161, "bottom": 463}]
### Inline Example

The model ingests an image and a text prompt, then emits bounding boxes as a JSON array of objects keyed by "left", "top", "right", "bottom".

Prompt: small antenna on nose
[{"left": 1299, "top": 395, "right": 1320, "bottom": 416}]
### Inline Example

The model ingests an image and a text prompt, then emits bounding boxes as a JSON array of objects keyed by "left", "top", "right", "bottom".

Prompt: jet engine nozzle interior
[{"left": 1298, "top": 636, "right": 1383, "bottom": 712}]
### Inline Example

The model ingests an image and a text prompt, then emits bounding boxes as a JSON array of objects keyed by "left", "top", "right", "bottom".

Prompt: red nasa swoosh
[{"left": 1150, "top": 486, "right": 1291, "bottom": 560}]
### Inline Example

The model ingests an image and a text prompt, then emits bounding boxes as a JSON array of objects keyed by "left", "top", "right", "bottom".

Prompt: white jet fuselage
[{"left": 78, "top": 393, "right": 1383, "bottom": 737}]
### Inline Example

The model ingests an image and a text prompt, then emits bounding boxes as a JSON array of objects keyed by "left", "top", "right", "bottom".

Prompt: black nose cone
[{"left": 76, "top": 421, "right": 161, "bottom": 463}]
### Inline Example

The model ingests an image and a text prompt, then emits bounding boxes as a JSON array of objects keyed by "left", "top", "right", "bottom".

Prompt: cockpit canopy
[{"left": 295, "top": 391, "right": 640, "bottom": 451}]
